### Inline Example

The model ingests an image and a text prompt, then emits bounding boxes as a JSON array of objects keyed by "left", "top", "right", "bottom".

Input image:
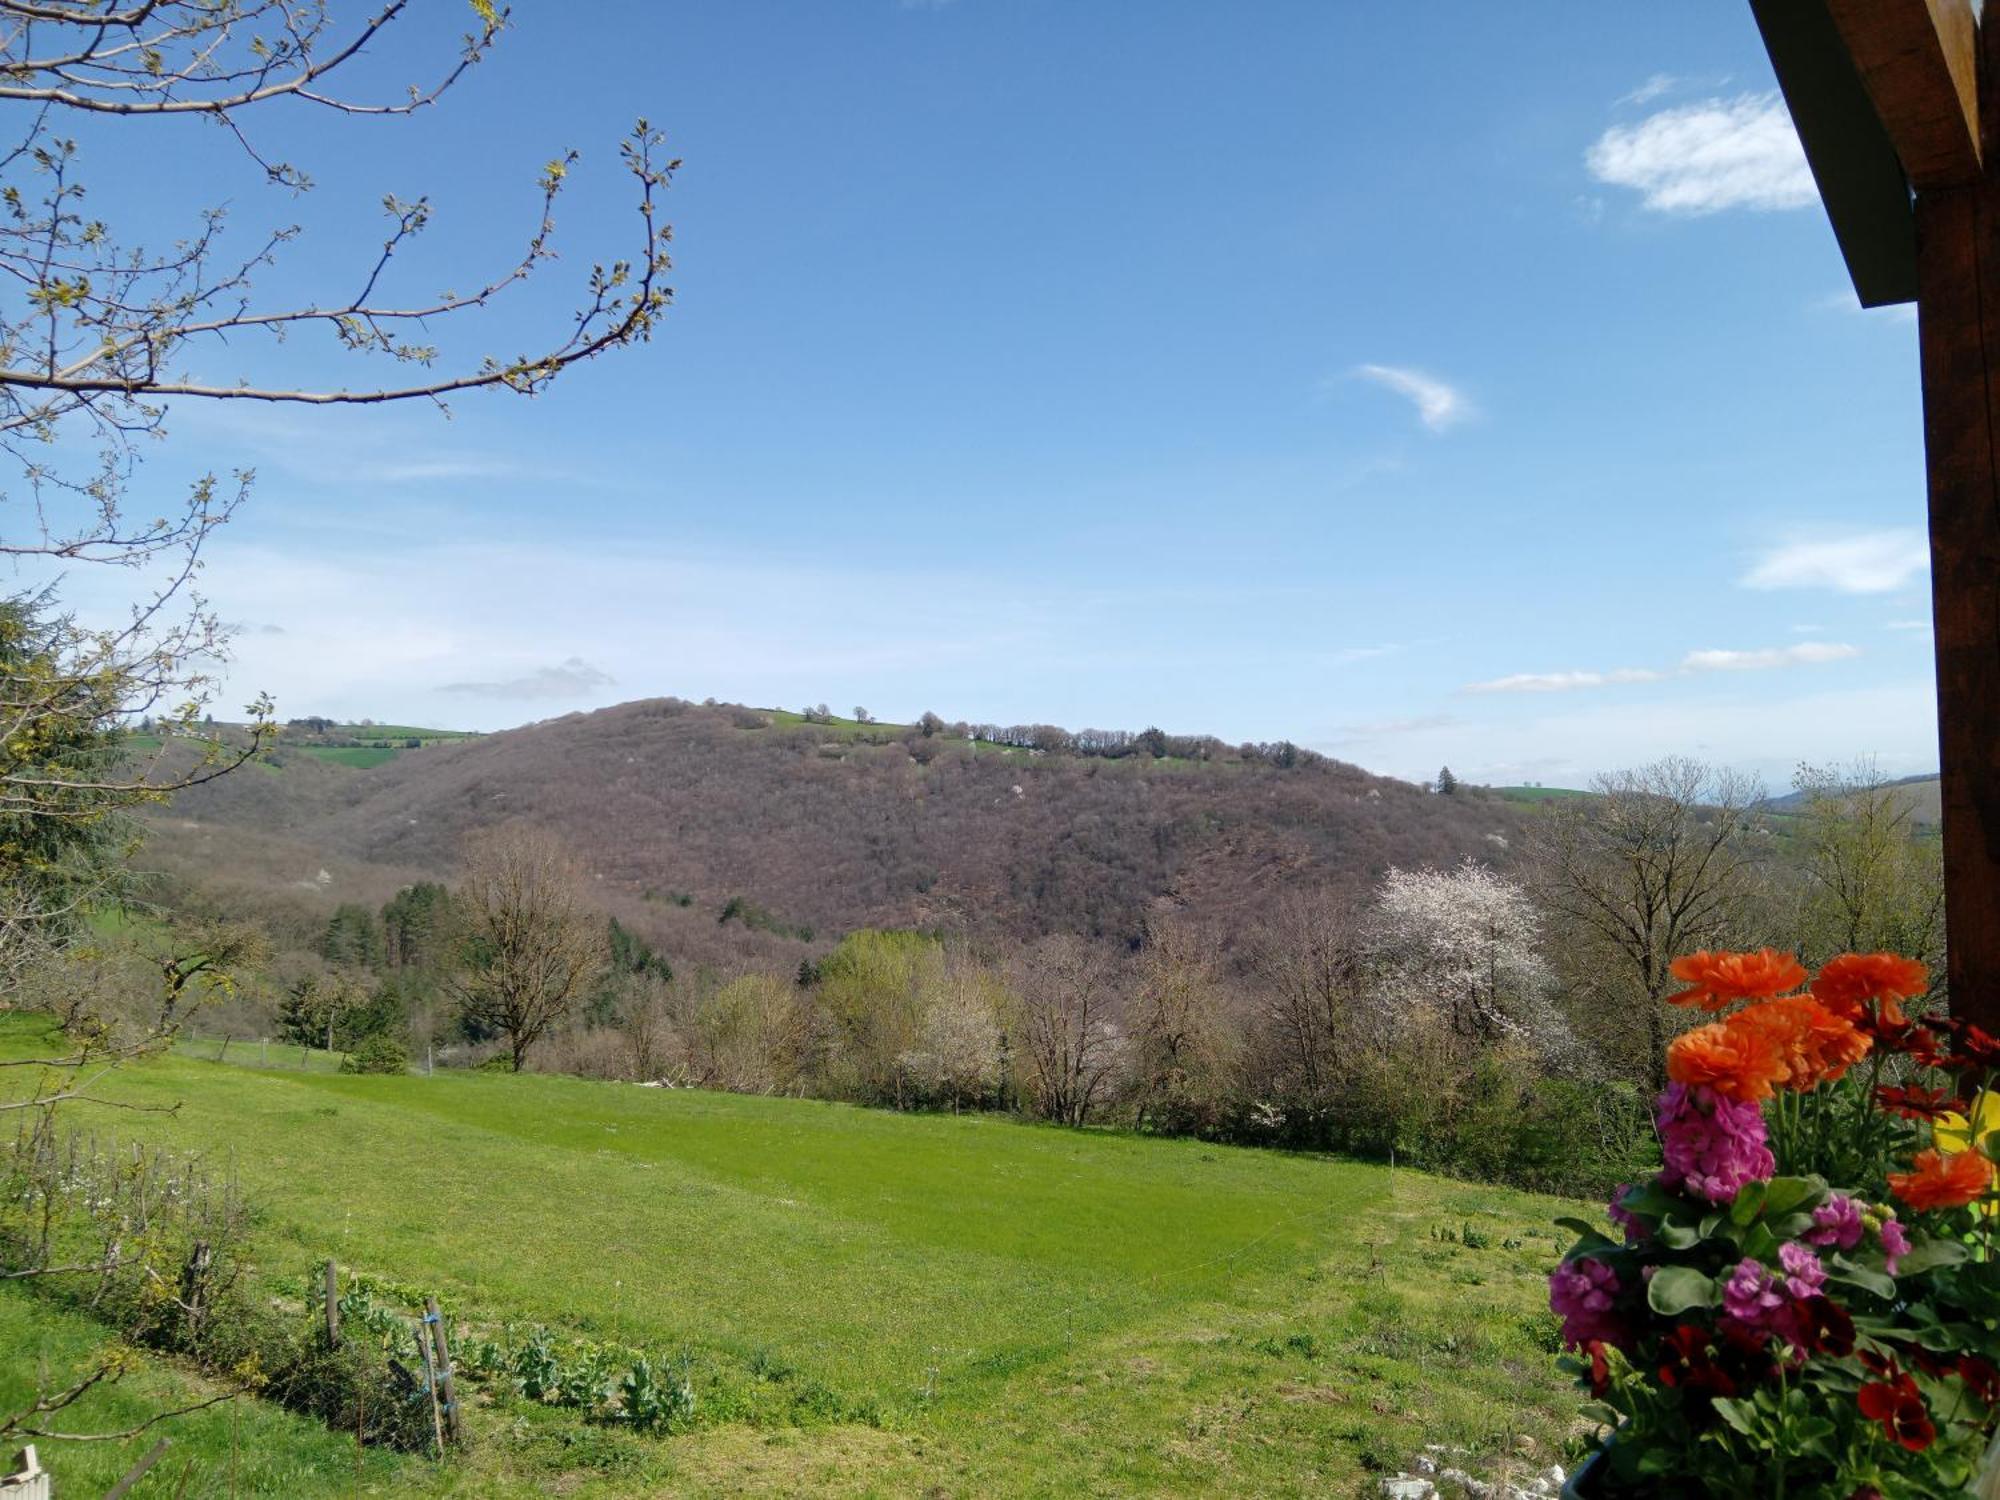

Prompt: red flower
[
  {"left": 1658, "top": 1323, "right": 1739, "bottom": 1398},
  {"left": 1812, "top": 953, "right": 1929, "bottom": 1024},
  {"left": 1870, "top": 1018, "right": 1944, "bottom": 1066},
  {"left": 1857, "top": 1371, "right": 1935, "bottom": 1452},
  {"left": 1586, "top": 1340, "right": 1613, "bottom": 1398},
  {"left": 1875, "top": 1084, "right": 1964, "bottom": 1122},
  {"left": 1784, "top": 1297, "right": 1854, "bottom": 1358},
  {"left": 1934, "top": 1019, "right": 2000, "bottom": 1071},
  {"left": 1668, "top": 949, "right": 1808, "bottom": 1011},
  {"left": 1960, "top": 1355, "right": 2000, "bottom": 1406}
]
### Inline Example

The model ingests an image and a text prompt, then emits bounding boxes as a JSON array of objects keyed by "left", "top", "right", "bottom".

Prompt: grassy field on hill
[{"left": 2, "top": 1017, "right": 1585, "bottom": 1496}]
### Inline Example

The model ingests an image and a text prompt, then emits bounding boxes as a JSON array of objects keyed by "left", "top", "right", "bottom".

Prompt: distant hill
[
  {"left": 153, "top": 698, "right": 1533, "bottom": 956},
  {"left": 1760, "top": 773, "right": 1942, "bottom": 831}
]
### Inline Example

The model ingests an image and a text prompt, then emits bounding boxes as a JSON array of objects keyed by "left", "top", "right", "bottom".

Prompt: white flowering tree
[{"left": 1367, "top": 859, "right": 1565, "bottom": 1052}]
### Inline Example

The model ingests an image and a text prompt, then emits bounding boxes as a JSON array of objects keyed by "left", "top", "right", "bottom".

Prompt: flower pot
[{"left": 1559, "top": 1444, "right": 1607, "bottom": 1500}]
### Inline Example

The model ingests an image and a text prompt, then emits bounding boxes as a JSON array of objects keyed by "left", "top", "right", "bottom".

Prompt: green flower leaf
[
  {"left": 1647, "top": 1265, "right": 1718, "bottom": 1317},
  {"left": 1892, "top": 1238, "right": 1969, "bottom": 1277}
]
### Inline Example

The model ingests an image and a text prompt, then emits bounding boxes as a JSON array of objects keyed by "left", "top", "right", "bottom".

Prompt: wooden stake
[
  {"left": 414, "top": 1323, "right": 446, "bottom": 1458},
  {"left": 323, "top": 1260, "right": 340, "bottom": 1348},
  {"left": 425, "top": 1297, "right": 463, "bottom": 1446},
  {"left": 102, "top": 1438, "right": 169, "bottom": 1500}
]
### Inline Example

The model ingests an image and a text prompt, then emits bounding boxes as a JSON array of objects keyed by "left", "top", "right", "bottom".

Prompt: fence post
[
  {"left": 324, "top": 1260, "right": 340, "bottom": 1347},
  {"left": 425, "top": 1297, "right": 463, "bottom": 1445},
  {"left": 414, "top": 1323, "right": 446, "bottom": 1457},
  {"left": 101, "top": 1438, "right": 168, "bottom": 1500}
]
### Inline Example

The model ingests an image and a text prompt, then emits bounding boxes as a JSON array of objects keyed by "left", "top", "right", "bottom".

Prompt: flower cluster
[
  {"left": 1552, "top": 949, "right": 2000, "bottom": 1497},
  {"left": 1655, "top": 1081, "right": 1773, "bottom": 1203}
]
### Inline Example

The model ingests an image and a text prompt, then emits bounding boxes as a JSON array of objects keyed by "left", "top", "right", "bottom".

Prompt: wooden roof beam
[{"left": 1823, "top": 0, "right": 1980, "bottom": 188}]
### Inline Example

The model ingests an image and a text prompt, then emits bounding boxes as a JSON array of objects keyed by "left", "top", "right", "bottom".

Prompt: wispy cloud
[
  {"left": 1618, "top": 73, "right": 1679, "bottom": 108},
  {"left": 1466, "top": 667, "right": 1664, "bottom": 695},
  {"left": 1586, "top": 92, "right": 1814, "bottom": 215},
  {"left": 1682, "top": 642, "right": 1859, "bottom": 672},
  {"left": 1332, "top": 713, "right": 1464, "bottom": 741},
  {"left": 1741, "top": 531, "right": 1930, "bottom": 594},
  {"left": 1351, "top": 364, "right": 1473, "bottom": 433},
  {"left": 440, "top": 657, "right": 617, "bottom": 701},
  {"left": 1465, "top": 642, "right": 1858, "bottom": 694},
  {"left": 1887, "top": 618, "right": 1932, "bottom": 632}
]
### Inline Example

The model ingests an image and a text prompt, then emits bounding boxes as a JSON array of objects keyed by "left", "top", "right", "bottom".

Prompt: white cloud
[
  {"left": 1679, "top": 642, "right": 1858, "bottom": 672},
  {"left": 1619, "top": 73, "right": 1679, "bottom": 108},
  {"left": 1887, "top": 618, "right": 1932, "bottom": 632},
  {"left": 1586, "top": 92, "right": 1814, "bottom": 215},
  {"left": 1351, "top": 364, "right": 1472, "bottom": 433},
  {"left": 1465, "top": 667, "right": 1665, "bottom": 695},
  {"left": 1466, "top": 642, "right": 1859, "bottom": 694},
  {"left": 1741, "top": 531, "right": 1930, "bottom": 594},
  {"left": 440, "top": 657, "right": 617, "bottom": 701}
]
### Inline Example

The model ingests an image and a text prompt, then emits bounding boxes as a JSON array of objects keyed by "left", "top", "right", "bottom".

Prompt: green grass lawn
[
  {"left": 172, "top": 1034, "right": 350, "bottom": 1072},
  {"left": 0, "top": 1286, "right": 413, "bottom": 1496},
  {"left": 1, "top": 1016, "right": 1585, "bottom": 1496}
]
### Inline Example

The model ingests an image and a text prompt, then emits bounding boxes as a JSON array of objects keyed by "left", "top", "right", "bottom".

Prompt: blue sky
[{"left": 48, "top": 2, "right": 1943, "bottom": 787}]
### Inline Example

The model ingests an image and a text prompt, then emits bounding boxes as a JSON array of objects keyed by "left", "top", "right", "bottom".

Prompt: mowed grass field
[{"left": 2, "top": 1017, "right": 1586, "bottom": 1497}]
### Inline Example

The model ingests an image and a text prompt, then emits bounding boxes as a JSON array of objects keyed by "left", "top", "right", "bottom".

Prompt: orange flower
[
  {"left": 1812, "top": 952, "right": 1930, "bottom": 1025},
  {"left": 1666, "top": 1020, "right": 1789, "bottom": 1102},
  {"left": 1667, "top": 949, "right": 1808, "bottom": 1011},
  {"left": 1889, "top": 1148, "right": 1996, "bottom": 1212},
  {"left": 1734, "top": 995, "right": 1872, "bottom": 1090}
]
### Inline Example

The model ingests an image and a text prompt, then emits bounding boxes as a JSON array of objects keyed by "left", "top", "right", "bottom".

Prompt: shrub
[{"left": 340, "top": 1033, "right": 409, "bottom": 1074}]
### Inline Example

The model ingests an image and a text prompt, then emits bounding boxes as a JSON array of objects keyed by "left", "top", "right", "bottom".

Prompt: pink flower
[
  {"left": 1779, "top": 1242, "right": 1826, "bottom": 1300},
  {"left": 1722, "top": 1257, "right": 1786, "bottom": 1328},
  {"left": 1607, "top": 1185, "right": 1647, "bottom": 1242},
  {"left": 1657, "top": 1083, "right": 1776, "bottom": 1204},
  {"left": 1879, "top": 1217, "right": 1912, "bottom": 1276},
  {"left": 1807, "top": 1194, "right": 1864, "bottom": 1251},
  {"left": 1550, "top": 1257, "right": 1623, "bottom": 1350}
]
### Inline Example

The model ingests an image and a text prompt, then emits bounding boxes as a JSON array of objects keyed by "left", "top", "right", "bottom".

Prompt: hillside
[
  {"left": 0, "top": 1016, "right": 1578, "bottom": 1497},
  {"left": 154, "top": 698, "right": 1531, "bottom": 952},
  {"left": 1761, "top": 772, "right": 1943, "bottom": 831}
]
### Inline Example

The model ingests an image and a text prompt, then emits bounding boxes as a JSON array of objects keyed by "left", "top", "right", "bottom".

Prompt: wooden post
[
  {"left": 1915, "top": 16, "right": 2000, "bottom": 1029},
  {"left": 414, "top": 1323, "right": 446, "bottom": 1457},
  {"left": 101, "top": 1439, "right": 169, "bottom": 1500},
  {"left": 323, "top": 1259, "right": 340, "bottom": 1347},
  {"left": 425, "top": 1296, "right": 463, "bottom": 1446}
]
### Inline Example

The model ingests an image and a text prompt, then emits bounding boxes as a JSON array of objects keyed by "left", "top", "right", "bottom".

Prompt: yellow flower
[{"left": 1934, "top": 1090, "right": 2000, "bottom": 1154}]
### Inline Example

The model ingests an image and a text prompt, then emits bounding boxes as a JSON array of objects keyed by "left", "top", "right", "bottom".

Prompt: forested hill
[{"left": 159, "top": 698, "right": 1530, "bottom": 947}]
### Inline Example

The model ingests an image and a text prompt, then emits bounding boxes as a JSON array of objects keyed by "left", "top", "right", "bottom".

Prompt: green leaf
[
  {"left": 1829, "top": 1255, "right": 1898, "bottom": 1300},
  {"left": 1759, "top": 1176, "right": 1827, "bottom": 1219},
  {"left": 1648, "top": 1265, "right": 1718, "bottom": 1316},
  {"left": 1729, "top": 1182, "right": 1767, "bottom": 1226},
  {"left": 1625, "top": 1183, "right": 1684, "bottom": 1219},
  {"left": 1657, "top": 1222, "right": 1700, "bottom": 1250},
  {"left": 1739, "top": 1222, "right": 1778, "bottom": 1261},
  {"left": 1893, "top": 1239, "right": 1969, "bottom": 1277},
  {"left": 1709, "top": 1396, "right": 1758, "bottom": 1437},
  {"left": 1554, "top": 1218, "right": 1619, "bottom": 1256}
]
